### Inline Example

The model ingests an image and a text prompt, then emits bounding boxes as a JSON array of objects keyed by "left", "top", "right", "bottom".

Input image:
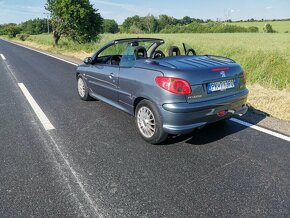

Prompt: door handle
[{"left": 109, "top": 73, "right": 114, "bottom": 79}]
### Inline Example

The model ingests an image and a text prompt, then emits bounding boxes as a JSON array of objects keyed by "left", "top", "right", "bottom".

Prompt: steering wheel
[
  {"left": 186, "top": 48, "right": 197, "bottom": 56},
  {"left": 109, "top": 55, "right": 121, "bottom": 65},
  {"left": 152, "top": 50, "right": 165, "bottom": 59}
]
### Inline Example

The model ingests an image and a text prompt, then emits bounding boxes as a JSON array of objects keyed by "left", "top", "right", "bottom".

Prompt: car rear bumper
[{"left": 160, "top": 89, "right": 249, "bottom": 134}]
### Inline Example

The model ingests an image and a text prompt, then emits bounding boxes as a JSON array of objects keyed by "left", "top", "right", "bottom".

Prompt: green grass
[
  {"left": 5, "top": 33, "right": 290, "bottom": 90},
  {"left": 232, "top": 20, "right": 290, "bottom": 33}
]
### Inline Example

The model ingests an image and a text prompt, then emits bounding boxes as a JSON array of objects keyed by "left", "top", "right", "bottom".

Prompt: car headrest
[
  {"left": 134, "top": 46, "right": 147, "bottom": 59},
  {"left": 168, "top": 46, "right": 181, "bottom": 56}
]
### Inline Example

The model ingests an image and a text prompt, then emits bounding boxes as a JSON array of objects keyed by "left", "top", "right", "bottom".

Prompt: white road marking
[
  {"left": 230, "top": 118, "right": 290, "bottom": 142},
  {"left": 2, "top": 39, "right": 290, "bottom": 143},
  {"left": 47, "top": 134, "right": 104, "bottom": 217},
  {"left": 18, "top": 83, "right": 55, "bottom": 131},
  {"left": 1, "top": 53, "right": 6, "bottom": 60},
  {"left": 1, "top": 39, "right": 78, "bottom": 66}
]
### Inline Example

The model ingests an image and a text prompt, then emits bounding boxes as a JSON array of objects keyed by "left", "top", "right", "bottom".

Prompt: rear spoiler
[{"left": 205, "top": 54, "right": 236, "bottom": 63}]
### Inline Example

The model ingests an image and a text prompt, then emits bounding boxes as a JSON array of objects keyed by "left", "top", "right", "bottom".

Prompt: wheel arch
[
  {"left": 76, "top": 72, "right": 80, "bottom": 80},
  {"left": 133, "top": 96, "right": 162, "bottom": 117},
  {"left": 133, "top": 97, "right": 147, "bottom": 115}
]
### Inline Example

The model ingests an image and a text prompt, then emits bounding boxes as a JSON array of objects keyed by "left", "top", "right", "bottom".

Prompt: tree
[
  {"left": 21, "top": 18, "right": 50, "bottom": 35},
  {"left": 0, "top": 23, "right": 22, "bottom": 37},
  {"left": 102, "top": 19, "right": 119, "bottom": 33},
  {"left": 0, "top": 23, "right": 18, "bottom": 35},
  {"left": 156, "top": 14, "right": 178, "bottom": 32},
  {"left": 142, "top": 15, "right": 158, "bottom": 33},
  {"left": 121, "top": 15, "right": 141, "bottom": 33},
  {"left": 181, "top": 16, "right": 192, "bottom": 25},
  {"left": 263, "top": 24, "right": 276, "bottom": 33},
  {"left": 45, "top": 0, "right": 103, "bottom": 45}
]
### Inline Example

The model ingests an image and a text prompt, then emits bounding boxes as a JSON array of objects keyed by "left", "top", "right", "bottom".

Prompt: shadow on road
[{"left": 162, "top": 106, "right": 269, "bottom": 145}]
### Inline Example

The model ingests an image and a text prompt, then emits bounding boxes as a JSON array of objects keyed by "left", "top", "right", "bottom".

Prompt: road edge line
[
  {"left": 18, "top": 83, "right": 55, "bottom": 131},
  {"left": 230, "top": 118, "right": 290, "bottom": 142},
  {"left": 1, "top": 39, "right": 78, "bottom": 66}
]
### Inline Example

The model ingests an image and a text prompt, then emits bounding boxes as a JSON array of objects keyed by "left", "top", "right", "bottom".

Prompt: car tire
[
  {"left": 135, "top": 100, "right": 168, "bottom": 144},
  {"left": 77, "top": 75, "right": 92, "bottom": 101}
]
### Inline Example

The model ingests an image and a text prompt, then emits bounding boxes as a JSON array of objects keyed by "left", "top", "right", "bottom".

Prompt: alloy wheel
[
  {"left": 78, "top": 77, "right": 86, "bottom": 98},
  {"left": 137, "top": 106, "right": 156, "bottom": 138}
]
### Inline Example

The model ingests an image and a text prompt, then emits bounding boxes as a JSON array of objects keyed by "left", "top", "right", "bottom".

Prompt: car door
[{"left": 86, "top": 63, "right": 119, "bottom": 103}]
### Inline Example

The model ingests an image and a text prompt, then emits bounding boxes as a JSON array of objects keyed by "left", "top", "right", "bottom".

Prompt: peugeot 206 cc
[{"left": 76, "top": 38, "right": 248, "bottom": 144}]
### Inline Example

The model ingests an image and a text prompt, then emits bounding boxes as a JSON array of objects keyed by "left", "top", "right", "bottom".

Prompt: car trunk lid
[{"left": 157, "top": 55, "right": 246, "bottom": 103}]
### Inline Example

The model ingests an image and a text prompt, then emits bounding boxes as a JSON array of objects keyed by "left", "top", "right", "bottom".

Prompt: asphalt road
[{"left": 0, "top": 39, "right": 290, "bottom": 218}]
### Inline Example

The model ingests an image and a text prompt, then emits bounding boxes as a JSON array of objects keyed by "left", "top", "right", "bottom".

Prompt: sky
[{"left": 0, "top": 0, "right": 289, "bottom": 24}]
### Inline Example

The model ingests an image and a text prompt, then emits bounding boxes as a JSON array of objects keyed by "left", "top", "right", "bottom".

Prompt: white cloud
[{"left": 266, "top": 6, "right": 273, "bottom": 9}]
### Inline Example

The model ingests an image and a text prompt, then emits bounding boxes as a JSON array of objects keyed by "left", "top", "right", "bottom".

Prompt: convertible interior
[{"left": 94, "top": 42, "right": 197, "bottom": 66}]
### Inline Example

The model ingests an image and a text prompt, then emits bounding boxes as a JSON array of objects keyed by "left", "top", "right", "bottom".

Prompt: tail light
[
  {"left": 155, "top": 76, "right": 192, "bottom": 95},
  {"left": 217, "top": 110, "right": 227, "bottom": 117}
]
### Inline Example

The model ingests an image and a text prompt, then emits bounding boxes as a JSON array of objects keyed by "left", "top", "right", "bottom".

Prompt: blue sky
[{"left": 0, "top": 0, "right": 289, "bottom": 24}]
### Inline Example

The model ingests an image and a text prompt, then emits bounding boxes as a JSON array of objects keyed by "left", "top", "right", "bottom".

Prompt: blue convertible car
[{"left": 76, "top": 38, "right": 248, "bottom": 144}]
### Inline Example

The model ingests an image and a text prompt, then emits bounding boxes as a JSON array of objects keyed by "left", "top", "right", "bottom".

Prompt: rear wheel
[
  {"left": 77, "top": 75, "right": 92, "bottom": 101},
  {"left": 135, "top": 100, "right": 168, "bottom": 144}
]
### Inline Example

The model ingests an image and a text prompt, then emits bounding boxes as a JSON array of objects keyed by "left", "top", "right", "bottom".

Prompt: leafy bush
[
  {"left": 7, "top": 25, "right": 21, "bottom": 38},
  {"left": 102, "top": 19, "right": 119, "bottom": 33},
  {"left": 0, "top": 23, "right": 21, "bottom": 37},
  {"left": 21, "top": 18, "right": 50, "bottom": 35},
  {"left": 263, "top": 24, "right": 276, "bottom": 33},
  {"left": 248, "top": 26, "right": 259, "bottom": 33}
]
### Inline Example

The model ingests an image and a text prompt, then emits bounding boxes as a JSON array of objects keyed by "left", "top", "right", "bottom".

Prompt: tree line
[
  {"left": 0, "top": 0, "right": 281, "bottom": 45},
  {"left": 0, "top": 18, "right": 118, "bottom": 38},
  {"left": 121, "top": 15, "right": 259, "bottom": 33}
]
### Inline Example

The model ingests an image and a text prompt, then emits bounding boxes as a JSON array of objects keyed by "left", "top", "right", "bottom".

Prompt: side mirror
[{"left": 84, "top": 57, "right": 93, "bottom": 65}]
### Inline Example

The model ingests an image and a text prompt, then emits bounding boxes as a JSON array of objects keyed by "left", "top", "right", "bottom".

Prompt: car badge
[{"left": 220, "top": 71, "right": 226, "bottom": 78}]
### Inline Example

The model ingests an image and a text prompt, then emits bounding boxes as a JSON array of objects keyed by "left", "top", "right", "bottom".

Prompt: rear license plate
[{"left": 207, "top": 80, "right": 235, "bottom": 93}]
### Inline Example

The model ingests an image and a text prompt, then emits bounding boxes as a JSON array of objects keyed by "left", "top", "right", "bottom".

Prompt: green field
[{"left": 232, "top": 20, "right": 290, "bottom": 33}]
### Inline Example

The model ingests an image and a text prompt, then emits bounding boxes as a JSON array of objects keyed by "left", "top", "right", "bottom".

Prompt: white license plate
[{"left": 208, "top": 80, "right": 235, "bottom": 93}]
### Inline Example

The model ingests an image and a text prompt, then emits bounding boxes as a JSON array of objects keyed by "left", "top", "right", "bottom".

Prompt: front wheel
[
  {"left": 77, "top": 75, "right": 92, "bottom": 101},
  {"left": 135, "top": 100, "right": 168, "bottom": 144}
]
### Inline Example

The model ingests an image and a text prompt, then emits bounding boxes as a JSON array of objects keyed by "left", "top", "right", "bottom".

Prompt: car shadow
[{"left": 161, "top": 104, "right": 269, "bottom": 146}]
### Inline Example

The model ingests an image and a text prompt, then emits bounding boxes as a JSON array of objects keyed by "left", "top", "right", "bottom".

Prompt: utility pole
[{"left": 43, "top": 12, "right": 50, "bottom": 34}]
